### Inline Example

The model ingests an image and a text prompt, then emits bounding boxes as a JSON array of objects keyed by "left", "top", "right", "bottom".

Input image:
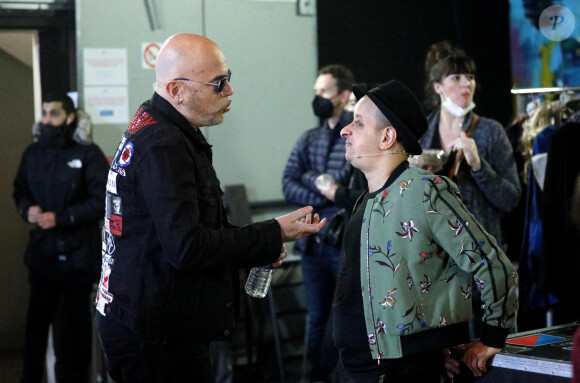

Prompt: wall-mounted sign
[
  {"left": 83, "top": 48, "right": 128, "bottom": 86},
  {"left": 84, "top": 86, "right": 129, "bottom": 124},
  {"left": 297, "top": 0, "right": 316, "bottom": 16},
  {"left": 142, "top": 42, "right": 162, "bottom": 70}
]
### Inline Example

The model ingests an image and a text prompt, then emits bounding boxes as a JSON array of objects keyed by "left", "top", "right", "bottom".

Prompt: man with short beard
[
  {"left": 93, "top": 33, "right": 326, "bottom": 383},
  {"left": 13, "top": 92, "right": 109, "bottom": 383}
]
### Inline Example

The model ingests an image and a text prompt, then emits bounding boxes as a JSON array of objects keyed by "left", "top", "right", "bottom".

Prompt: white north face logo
[{"left": 67, "top": 159, "right": 82, "bottom": 168}]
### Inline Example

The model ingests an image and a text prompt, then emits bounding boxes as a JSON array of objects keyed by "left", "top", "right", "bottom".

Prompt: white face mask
[{"left": 440, "top": 89, "right": 475, "bottom": 117}]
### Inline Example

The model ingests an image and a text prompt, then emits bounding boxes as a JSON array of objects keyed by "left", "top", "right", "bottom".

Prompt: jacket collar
[
  {"left": 353, "top": 160, "right": 409, "bottom": 212},
  {"left": 37, "top": 134, "right": 71, "bottom": 148},
  {"left": 150, "top": 92, "right": 213, "bottom": 151}
]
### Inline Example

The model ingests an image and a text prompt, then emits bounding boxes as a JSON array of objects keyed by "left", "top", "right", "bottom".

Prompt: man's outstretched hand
[{"left": 276, "top": 206, "right": 327, "bottom": 242}]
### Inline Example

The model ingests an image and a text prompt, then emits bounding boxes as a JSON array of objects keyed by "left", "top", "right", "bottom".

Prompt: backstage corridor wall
[{"left": 77, "top": 0, "right": 319, "bottom": 203}]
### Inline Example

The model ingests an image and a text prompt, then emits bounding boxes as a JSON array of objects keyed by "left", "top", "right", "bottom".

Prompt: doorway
[{"left": 0, "top": 29, "right": 39, "bottom": 380}]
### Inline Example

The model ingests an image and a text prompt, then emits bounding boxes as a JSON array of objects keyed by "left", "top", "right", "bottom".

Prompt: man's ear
[
  {"left": 340, "top": 89, "right": 352, "bottom": 105},
  {"left": 66, "top": 112, "right": 76, "bottom": 126},
  {"left": 379, "top": 126, "right": 398, "bottom": 150},
  {"left": 166, "top": 80, "right": 181, "bottom": 99}
]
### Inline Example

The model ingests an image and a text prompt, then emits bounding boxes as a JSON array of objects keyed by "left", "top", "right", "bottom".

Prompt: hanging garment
[
  {"left": 542, "top": 120, "right": 580, "bottom": 324},
  {"left": 519, "top": 124, "right": 558, "bottom": 313}
]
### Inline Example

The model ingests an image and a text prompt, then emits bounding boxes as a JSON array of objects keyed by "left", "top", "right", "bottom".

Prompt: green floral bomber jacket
[{"left": 359, "top": 166, "right": 519, "bottom": 359}]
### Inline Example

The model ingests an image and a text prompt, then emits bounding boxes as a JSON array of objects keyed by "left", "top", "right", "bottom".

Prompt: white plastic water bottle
[
  {"left": 245, "top": 265, "right": 275, "bottom": 298},
  {"left": 315, "top": 174, "right": 334, "bottom": 189}
]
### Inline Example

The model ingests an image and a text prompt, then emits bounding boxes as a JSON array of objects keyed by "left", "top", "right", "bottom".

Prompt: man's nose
[
  {"left": 340, "top": 123, "right": 352, "bottom": 138},
  {"left": 222, "top": 80, "right": 234, "bottom": 96}
]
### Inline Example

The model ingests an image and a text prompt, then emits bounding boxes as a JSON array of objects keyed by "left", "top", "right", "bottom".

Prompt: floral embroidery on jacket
[
  {"left": 396, "top": 220, "right": 419, "bottom": 240},
  {"left": 360, "top": 169, "right": 518, "bottom": 359}
]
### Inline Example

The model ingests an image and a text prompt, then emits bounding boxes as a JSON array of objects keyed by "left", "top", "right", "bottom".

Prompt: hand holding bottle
[
  {"left": 272, "top": 244, "right": 287, "bottom": 267},
  {"left": 315, "top": 174, "right": 338, "bottom": 201}
]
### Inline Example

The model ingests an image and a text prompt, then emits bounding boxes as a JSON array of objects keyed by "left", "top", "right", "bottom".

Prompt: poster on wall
[
  {"left": 510, "top": 1, "right": 580, "bottom": 89},
  {"left": 83, "top": 48, "right": 128, "bottom": 86},
  {"left": 84, "top": 86, "right": 129, "bottom": 124}
]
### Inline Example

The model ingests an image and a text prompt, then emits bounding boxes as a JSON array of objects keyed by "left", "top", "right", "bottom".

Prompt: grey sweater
[{"left": 418, "top": 110, "right": 521, "bottom": 248}]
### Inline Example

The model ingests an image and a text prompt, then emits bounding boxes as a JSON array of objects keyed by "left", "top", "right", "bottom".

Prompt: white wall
[{"left": 76, "top": 0, "right": 318, "bottom": 202}]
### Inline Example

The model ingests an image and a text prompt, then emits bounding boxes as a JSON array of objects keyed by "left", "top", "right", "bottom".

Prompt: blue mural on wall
[{"left": 510, "top": 1, "right": 580, "bottom": 88}]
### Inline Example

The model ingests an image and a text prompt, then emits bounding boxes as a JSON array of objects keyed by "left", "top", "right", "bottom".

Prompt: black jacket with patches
[
  {"left": 95, "top": 93, "right": 282, "bottom": 342},
  {"left": 13, "top": 132, "right": 109, "bottom": 285}
]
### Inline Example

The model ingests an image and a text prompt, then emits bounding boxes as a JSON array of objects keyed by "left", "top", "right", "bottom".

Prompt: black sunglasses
[{"left": 174, "top": 70, "right": 232, "bottom": 94}]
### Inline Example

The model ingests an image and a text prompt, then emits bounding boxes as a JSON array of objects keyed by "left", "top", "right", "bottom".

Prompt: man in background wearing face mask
[
  {"left": 13, "top": 92, "right": 109, "bottom": 383},
  {"left": 282, "top": 64, "right": 355, "bottom": 382}
]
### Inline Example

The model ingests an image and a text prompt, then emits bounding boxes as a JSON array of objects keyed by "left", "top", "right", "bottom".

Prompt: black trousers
[
  {"left": 343, "top": 350, "right": 444, "bottom": 383},
  {"left": 96, "top": 313, "right": 213, "bottom": 383},
  {"left": 20, "top": 282, "right": 93, "bottom": 383}
]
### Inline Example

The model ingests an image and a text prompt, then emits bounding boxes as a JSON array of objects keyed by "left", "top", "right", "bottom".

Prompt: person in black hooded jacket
[{"left": 13, "top": 92, "right": 109, "bottom": 383}]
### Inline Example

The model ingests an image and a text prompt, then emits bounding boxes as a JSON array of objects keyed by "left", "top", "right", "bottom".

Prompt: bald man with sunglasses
[{"left": 94, "top": 33, "right": 326, "bottom": 383}]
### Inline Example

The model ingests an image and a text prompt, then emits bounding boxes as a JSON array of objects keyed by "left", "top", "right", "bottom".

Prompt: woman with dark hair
[{"left": 419, "top": 41, "right": 521, "bottom": 250}]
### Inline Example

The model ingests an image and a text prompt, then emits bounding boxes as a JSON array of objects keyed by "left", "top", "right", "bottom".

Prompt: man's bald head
[
  {"left": 154, "top": 33, "right": 233, "bottom": 129},
  {"left": 155, "top": 33, "right": 225, "bottom": 87}
]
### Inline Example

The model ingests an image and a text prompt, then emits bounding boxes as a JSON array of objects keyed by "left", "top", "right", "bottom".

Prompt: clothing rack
[
  {"left": 511, "top": 86, "right": 580, "bottom": 95},
  {"left": 513, "top": 85, "right": 580, "bottom": 330},
  {"left": 511, "top": 86, "right": 580, "bottom": 115}
]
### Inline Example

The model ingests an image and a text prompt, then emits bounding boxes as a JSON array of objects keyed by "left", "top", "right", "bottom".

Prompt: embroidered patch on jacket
[
  {"left": 103, "top": 230, "right": 116, "bottom": 255},
  {"left": 118, "top": 142, "right": 134, "bottom": 167},
  {"left": 105, "top": 197, "right": 110, "bottom": 219},
  {"left": 110, "top": 162, "right": 126, "bottom": 176},
  {"left": 110, "top": 137, "right": 127, "bottom": 173},
  {"left": 96, "top": 256, "right": 114, "bottom": 316},
  {"left": 111, "top": 196, "right": 122, "bottom": 215},
  {"left": 105, "top": 195, "right": 122, "bottom": 220},
  {"left": 106, "top": 170, "right": 118, "bottom": 194},
  {"left": 128, "top": 107, "right": 157, "bottom": 135},
  {"left": 96, "top": 233, "right": 117, "bottom": 316},
  {"left": 67, "top": 159, "right": 82, "bottom": 168},
  {"left": 110, "top": 214, "right": 123, "bottom": 236}
]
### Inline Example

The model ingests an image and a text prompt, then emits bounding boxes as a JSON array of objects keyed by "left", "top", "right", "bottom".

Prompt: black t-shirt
[{"left": 333, "top": 161, "right": 409, "bottom": 373}]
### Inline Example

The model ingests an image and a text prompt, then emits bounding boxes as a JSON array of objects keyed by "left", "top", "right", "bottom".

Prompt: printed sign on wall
[{"left": 141, "top": 42, "right": 162, "bottom": 70}]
